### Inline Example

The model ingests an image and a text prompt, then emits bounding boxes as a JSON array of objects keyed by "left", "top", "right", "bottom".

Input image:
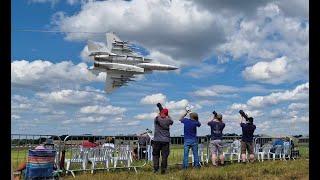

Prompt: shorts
[
  {"left": 241, "top": 141, "right": 254, "bottom": 154},
  {"left": 209, "top": 140, "right": 223, "bottom": 155}
]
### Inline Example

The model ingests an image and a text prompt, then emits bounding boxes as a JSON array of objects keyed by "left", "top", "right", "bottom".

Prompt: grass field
[{"left": 12, "top": 145, "right": 309, "bottom": 180}]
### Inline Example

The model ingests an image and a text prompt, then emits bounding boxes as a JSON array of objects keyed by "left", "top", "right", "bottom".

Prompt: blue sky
[{"left": 11, "top": 0, "right": 309, "bottom": 136}]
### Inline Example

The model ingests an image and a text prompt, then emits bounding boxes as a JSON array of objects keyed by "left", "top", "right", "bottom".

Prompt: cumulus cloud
[
  {"left": 140, "top": 93, "right": 166, "bottom": 104},
  {"left": 184, "top": 64, "right": 225, "bottom": 78},
  {"left": 134, "top": 113, "right": 157, "bottom": 120},
  {"left": 80, "top": 105, "right": 126, "bottom": 115},
  {"left": 288, "top": 103, "right": 309, "bottom": 111},
  {"left": 11, "top": 60, "right": 105, "bottom": 90},
  {"left": 51, "top": 0, "right": 235, "bottom": 64},
  {"left": 11, "top": 115, "right": 21, "bottom": 119},
  {"left": 37, "top": 89, "right": 107, "bottom": 105},
  {"left": 242, "top": 56, "right": 290, "bottom": 84},
  {"left": 215, "top": 2, "right": 308, "bottom": 84},
  {"left": 194, "top": 84, "right": 274, "bottom": 97},
  {"left": 247, "top": 82, "right": 308, "bottom": 108}
]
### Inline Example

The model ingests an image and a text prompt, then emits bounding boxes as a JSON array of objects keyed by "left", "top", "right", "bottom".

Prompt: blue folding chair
[{"left": 25, "top": 149, "right": 56, "bottom": 180}]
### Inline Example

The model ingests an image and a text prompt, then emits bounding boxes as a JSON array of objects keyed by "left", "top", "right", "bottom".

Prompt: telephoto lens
[
  {"left": 157, "top": 103, "right": 163, "bottom": 112},
  {"left": 212, "top": 111, "right": 218, "bottom": 118},
  {"left": 239, "top": 110, "right": 249, "bottom": 121}
]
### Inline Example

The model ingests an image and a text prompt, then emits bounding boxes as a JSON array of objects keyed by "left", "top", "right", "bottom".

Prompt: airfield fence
[{"left": 11, "top": 134, "right": 307, "bottom": 177}]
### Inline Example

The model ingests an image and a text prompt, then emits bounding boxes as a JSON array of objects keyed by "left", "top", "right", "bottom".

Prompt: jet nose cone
[{"left": 168, "top": 65, "right": 178, "bottom": 70}]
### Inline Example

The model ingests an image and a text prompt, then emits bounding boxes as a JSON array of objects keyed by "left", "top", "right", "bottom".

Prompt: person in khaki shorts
[
  {"left": 207, "top": 113, "right": 225, "bottom": 166},
  {"left": 239, "top": 115, "right": 256, "bottom": 163}
]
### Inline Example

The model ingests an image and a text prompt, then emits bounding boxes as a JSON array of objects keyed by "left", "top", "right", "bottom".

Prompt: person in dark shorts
[
  {"left": 239, "top": 115, "right": 256, "bottom": 163},
  {"left": 152, "top": 108, "right": 173, "bottom": 174},
  {"left": 207, "top": 113, "right": 225, "bottom": 166}
]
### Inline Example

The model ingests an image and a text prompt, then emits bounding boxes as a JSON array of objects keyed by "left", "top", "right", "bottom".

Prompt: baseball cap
[{"left": 160, "top": 108, "right": 169, "bottom": 118}]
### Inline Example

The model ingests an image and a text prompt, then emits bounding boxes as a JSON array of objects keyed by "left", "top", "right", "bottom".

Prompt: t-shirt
[
  {"left": 81, "top": 140, "right": 98, "bottom": 148},
  {"left": 153, "top": 116, "right": 173, "bottom": 142},
  {"left": 240, "top": 123, "right": 256, "bottom": 142},
  {"left": 181, "top": 118, "right": 201, "bottom": 141},
  {"left": 208, "top": 120, "right": 225, "bottom": 140}
]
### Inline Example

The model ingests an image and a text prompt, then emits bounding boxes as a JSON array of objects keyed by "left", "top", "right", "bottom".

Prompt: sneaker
[
  {"left": 153, "top": 169, "right": 159, "bottom": 173},
  {"left": 161, "top": 169, "right": 166, "bottom": 174}
]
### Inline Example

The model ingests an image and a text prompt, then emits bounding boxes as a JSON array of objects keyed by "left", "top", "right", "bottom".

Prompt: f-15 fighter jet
[{"left": 88, "top": 32, "right": 178, "bottom": 93}]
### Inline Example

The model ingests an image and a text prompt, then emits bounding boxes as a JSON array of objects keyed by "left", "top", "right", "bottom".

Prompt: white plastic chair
[
  {"left": 65, "top": 147, "right": 89, "bottom": 176},
  {"left": 113, "top": 145, "right": 136, "bottom": 172},
  {"left": 146, "top": 144, "right": 153, "bottom": 161},
  {"left": 88, "top": 147, "right": 115, "bottom": 173},
  {"left": 269, "top": 145, "right": 283, "bottom": 161},
  {"left": 257, "top": 144, "right": 272, "bottom": 162},
  {"left": 190, "top": 143, "right": 207, "bottom": 166},
  {"left": 282, "top": 142, "right": 291, "bottom": 161},
  {"left": 223, "top": 143, "right": 241, "bottom": 163}
]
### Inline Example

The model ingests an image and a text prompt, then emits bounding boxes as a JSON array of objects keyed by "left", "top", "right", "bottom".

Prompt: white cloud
[
  {"left": 270, "top": 108, "right": 285, "bottom": 118},
  {"left": 11, "top": 115, "right": 21, "bottom": 119},
  {"left": 242, "top": 56, "right": 289, "bottom": 84},
  {"left": 78, "top": 116, "right": 106, "bottom": 123},
  {"left": 288, "top": 103, "right": 308, "bottom": 111},
  {"left": 11, "top": 60, "right": 105, "bottom": 90},
  {"left": 184, "top": 64, "right": 225, "bottom": 78},
  {"left": 230, "top": 103, "right": 248, "bottom": 111},
  {"left": 194, "top": 84, "right": 274, "bottom": 97},
  {"left": 165, "top": 99, "right": 189, "bottom": 110},
  {"left": 37, "top": 89, "right": 107, "bottom": 105},
  {"left": 140, "top": 93, "right": 166, "bottom": 104},
  {"left": 80, "top": 105, "right": 126, "bottom": 115},
  {"left": 247, "top": 82, "right": 308, "bottom": 108},
  {"left": 52, "top": 0, "right": 235, "bottom": 64},
  {"left": 134, "top": 112, "right": 157, "bottom": 120},
  {"left": 215, "top": 2, "right": 308, "bottom": 84}
]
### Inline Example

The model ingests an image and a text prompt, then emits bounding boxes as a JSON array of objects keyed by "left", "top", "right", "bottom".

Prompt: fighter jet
[{"left": 88, "top": 32, "right": 178, "bottom": 93}]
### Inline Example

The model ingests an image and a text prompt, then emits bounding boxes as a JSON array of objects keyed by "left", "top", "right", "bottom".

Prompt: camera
[
  {"left": 185, "top": 105, "right": 191, "bottom": 112},
  {"left": 212, "top": 110, "right": 218, "bottom": 118},
  {"left": 239, "top": 110, "right": 253, "bottom": 123},
  {"left": 157, "top": 103, "right": 163, "bottom": 112}
]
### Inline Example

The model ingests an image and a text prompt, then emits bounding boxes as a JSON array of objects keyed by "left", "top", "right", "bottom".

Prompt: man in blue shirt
[
  {"left": 239, "top": 115, "right": 256, "bottom": 163},
  {"left": 207, "top": 113, "right": 225, "bottom": 166},
  {"left": 179, "top": 109, "right": 201, "bottom": 169}
]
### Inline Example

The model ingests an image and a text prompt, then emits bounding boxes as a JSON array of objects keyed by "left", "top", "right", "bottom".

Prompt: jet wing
[{"left": 104, "top": 70, "right": 136, "bottom": 93}]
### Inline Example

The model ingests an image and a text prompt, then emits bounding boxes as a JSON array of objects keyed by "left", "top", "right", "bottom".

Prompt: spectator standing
[
  {"left": 239, "top": 115, "right": 256, "bottom": 163},
  {"left": 152, "top": 108, "right": 173, "bottom": 174},
  {"left": 180, "top": 109, "right": 201, "bottom": 169},
  {"left": 207, "top": 113, "right": 225, "bottom": 166}
]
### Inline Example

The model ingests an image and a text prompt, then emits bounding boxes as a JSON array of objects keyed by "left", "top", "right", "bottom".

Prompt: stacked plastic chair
[{"left": 25, "top": 149, "right": 56, "bottom": 180}]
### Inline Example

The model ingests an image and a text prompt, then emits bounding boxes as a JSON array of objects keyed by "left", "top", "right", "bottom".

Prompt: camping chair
[
  {"left": 65, "top": 147, "right": 89, "bottom": 176},
  {"left": 257, "top": 144, "right": 272, "bottom": 162},
  {"left": 269, "top": 145, "right": 283, "bottom": 161},
  {"left": 24, "top": 149, "right": 57, "bottom": 180},
  {"left": 88, "top": 147, "right": 115, "bottom": 173}
]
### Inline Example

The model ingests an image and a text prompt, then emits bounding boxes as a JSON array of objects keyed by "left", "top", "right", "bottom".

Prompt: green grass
[
  {"left": 12, "top": 145, "right": 309, "bottom": 180},
  {"left": 61, "top": 158, "right": 309, "bottom": 180}
]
